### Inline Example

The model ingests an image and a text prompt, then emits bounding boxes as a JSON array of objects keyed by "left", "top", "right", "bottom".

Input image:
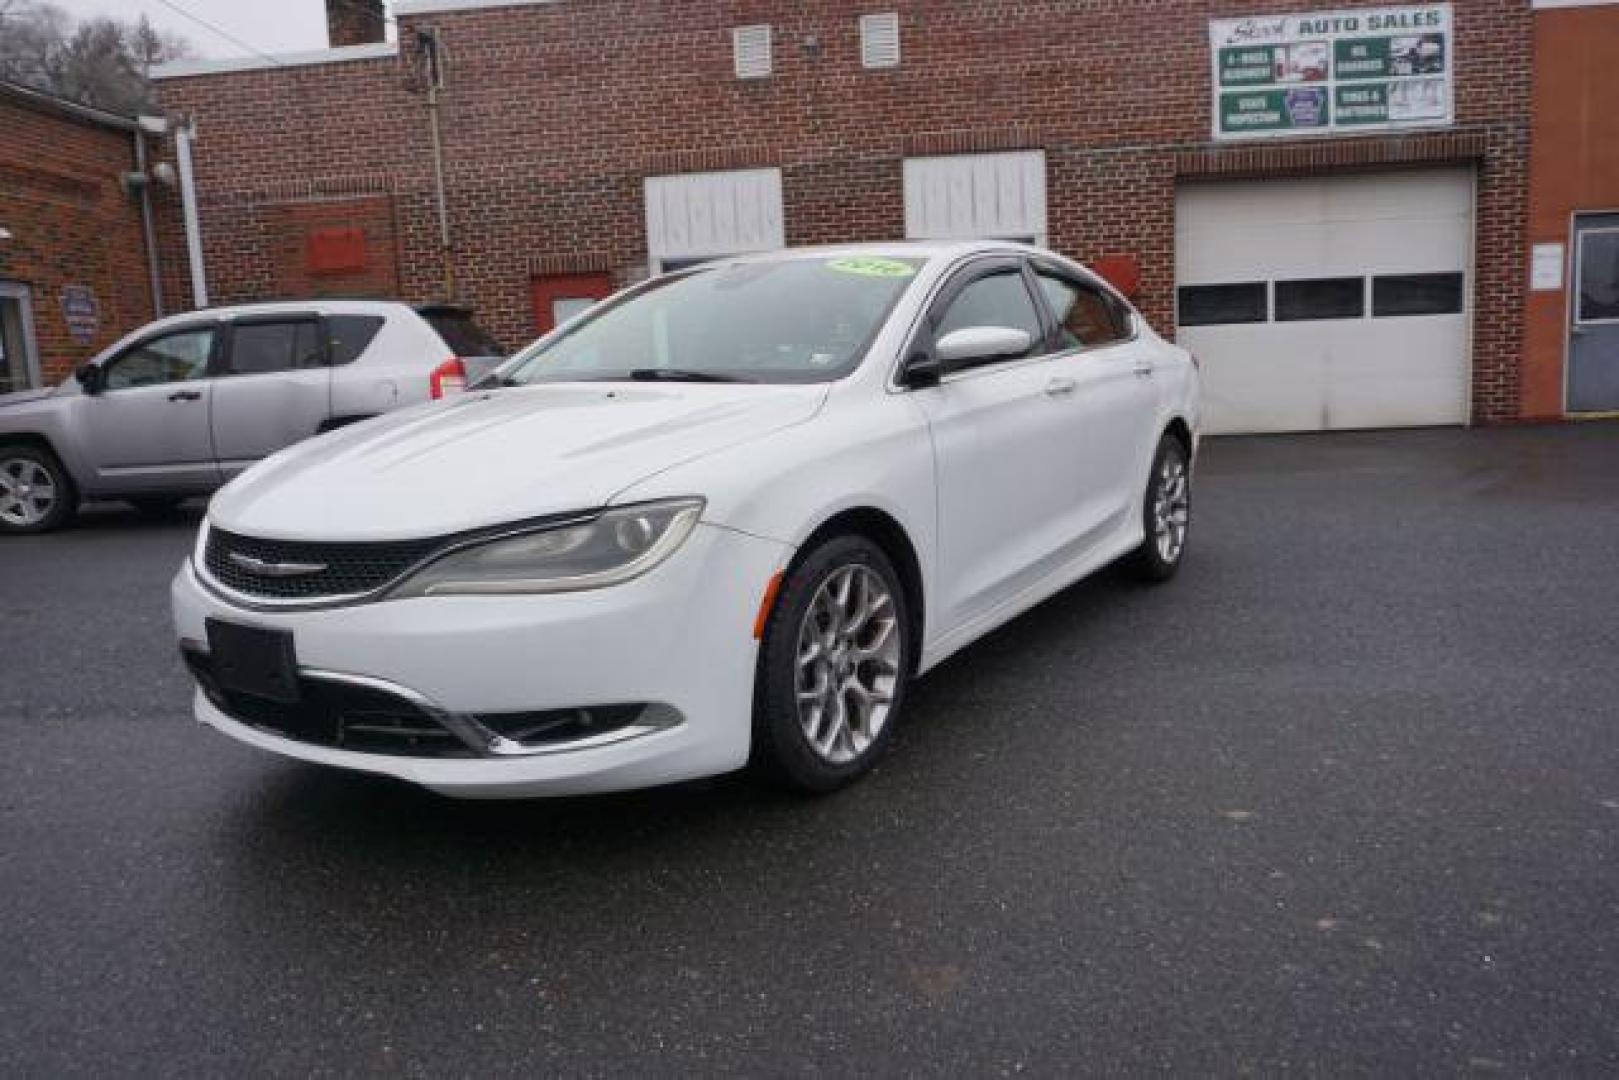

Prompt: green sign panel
[
  {"left": 1334, "top": 37, "right": 1391, "bottom": 80},
  {"left": 1219, "top": 89, "right": 1330, "bottom": 133},
  {"left": 1219, "top": 45, "right": 1277, "bottom": 86},
  {"left": 1334, "top": 83, "right": 1388, "bottom": 124}
]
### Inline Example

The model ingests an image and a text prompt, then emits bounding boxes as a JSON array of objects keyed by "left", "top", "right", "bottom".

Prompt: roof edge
[
  {"left": 151, "top": 41, "right": 398, "bottom": 81},
  {"left": 393, "top": 0, "right": 560, "bottom": 15},
  {"left": 0, "top": 77, "right": 139, "bottom": 131}
]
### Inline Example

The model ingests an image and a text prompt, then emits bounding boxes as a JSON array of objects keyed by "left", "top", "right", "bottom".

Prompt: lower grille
[
  {"left": 203, "top": 527, "right": 446, "bottom": 602},
  {"left": 183, "top": 649, "right": 473, "bottom": 758}
]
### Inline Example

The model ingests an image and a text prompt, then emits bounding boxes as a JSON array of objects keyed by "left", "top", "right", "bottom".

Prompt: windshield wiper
[{"left": 626, "top": 368, "right": 753, "bottom": 384}]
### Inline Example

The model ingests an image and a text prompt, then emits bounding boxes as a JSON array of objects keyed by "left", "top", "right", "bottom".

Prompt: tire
[
  {"left": 752, "top": 534, "right": 913, "bottom": 793},
  {"left": 1126, "top": 433, "right": 1192, "bottom": 583},
  {"left": 127, "top": 496, "right": 186, "bottom": 518},
  {"left": 0, "top": 444, "right": 76, "bottom": 535}
]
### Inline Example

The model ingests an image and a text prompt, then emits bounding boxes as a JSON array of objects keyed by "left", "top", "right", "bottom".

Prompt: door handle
[
  {"left": 1044, "top": 377, "right": 1078, "bottom": 398},
  {"left": 168, "top": 390, "right": 202, "bottom": 402},
  {"left": 1132, "top": 362, "right": 1154, "bottom": 379}
]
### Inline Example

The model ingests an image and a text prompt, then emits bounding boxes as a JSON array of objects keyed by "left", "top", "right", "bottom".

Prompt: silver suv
[{"left": 0, "top": 299, "right": 504, "bottom": 534}]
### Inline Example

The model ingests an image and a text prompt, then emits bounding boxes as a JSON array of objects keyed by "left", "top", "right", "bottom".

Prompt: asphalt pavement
[{"left": 2, "top": 424, "right": 1617, "bottom": 1075}]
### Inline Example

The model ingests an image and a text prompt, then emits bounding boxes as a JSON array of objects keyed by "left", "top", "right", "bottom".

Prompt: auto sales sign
[{"left": 1210, "top": 5, "right": 1453, "bottom": 141}]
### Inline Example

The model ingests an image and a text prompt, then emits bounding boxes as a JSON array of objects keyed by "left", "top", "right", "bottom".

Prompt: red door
[{"left": 531, "top": 273, "right": 615, "bottom": 336}]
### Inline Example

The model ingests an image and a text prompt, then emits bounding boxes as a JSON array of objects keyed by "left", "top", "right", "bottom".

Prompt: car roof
[
  {"left": 136, "top": 299, "right": 418, "bottom": 334},
  {"left": 723, "top": 240, "right": 1044, "bottom": 266}
]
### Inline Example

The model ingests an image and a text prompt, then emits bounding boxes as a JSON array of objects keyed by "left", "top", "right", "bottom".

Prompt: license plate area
[{"left": 206, "top": 619, "right": 300, "bottom": 704}]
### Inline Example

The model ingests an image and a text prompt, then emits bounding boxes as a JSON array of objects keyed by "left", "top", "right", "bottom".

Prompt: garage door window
[
  {"left": 1177, "top": 282, "right": 1267, "bottom": 326},
  {"left": 1275, "top": 278, "right": 1364, "bottom": 322},
  {"left": 1372, "top": 273, "right": 1465, "bottom": 318}
]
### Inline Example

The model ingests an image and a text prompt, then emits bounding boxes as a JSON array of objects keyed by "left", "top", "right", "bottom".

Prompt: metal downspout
[
  {"left": 133, "top": 131, "right": 165, "bottom": 318},
  {"left": 175, "top": 118, "right": 209, "bottom": 310}
]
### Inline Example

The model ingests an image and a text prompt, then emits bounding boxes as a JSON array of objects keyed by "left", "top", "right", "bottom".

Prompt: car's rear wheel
[
  {"left": 1127, "top": 432, "right": 1191, "bottom": 582},
  {"left": 753, "top": 535, "right": 911, "bottom": 792},
  {"left": 0, "top": 445, "right": 75, "bottom": 535}
]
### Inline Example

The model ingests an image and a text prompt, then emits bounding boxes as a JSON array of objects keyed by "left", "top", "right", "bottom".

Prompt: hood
[
  {"left": 0, "top": 387, "right": 59, "bottom": 409},
  {"left": 210, "top": 381, "right": 829, "bottom": 540}
]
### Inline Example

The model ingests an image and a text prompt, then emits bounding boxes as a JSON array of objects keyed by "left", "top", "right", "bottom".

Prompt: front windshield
[{"left": 500, "top": 256, "right": 924, "bottom": 386}]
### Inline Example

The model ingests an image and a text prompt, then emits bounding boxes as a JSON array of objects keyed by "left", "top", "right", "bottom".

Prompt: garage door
[{"left": 1175, "top": 168, "right": 1473, "bottom": 434}]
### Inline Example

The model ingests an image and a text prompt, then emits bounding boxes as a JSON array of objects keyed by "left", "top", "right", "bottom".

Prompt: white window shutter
[
  {"left": 860, "top": 13, "right": 900, "bottom": 69},
  {"left": 733, "top": 25, "right": 772, "bottom": 79}
]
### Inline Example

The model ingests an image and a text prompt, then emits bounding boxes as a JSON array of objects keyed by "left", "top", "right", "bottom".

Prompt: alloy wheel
[
  {"left": 1153, "top": 451, "right": 1190, "bottom": 564},
  {"left": 794, "top": 563, "right": 903, "bottom": 765},
  {"left": 0, "top": 456, "right": 58, "bottom": 528}
]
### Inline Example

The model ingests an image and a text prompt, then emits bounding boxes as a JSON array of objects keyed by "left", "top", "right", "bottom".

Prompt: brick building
[
  {"left": 0, "top": 81, "right": 169, "bottom": 389},
  {"left": 1522, "top": 0, "right": 1619, "bottom": 418},
  {"left": 150, "top": 0, "right": 1550, "bottom": 431}
]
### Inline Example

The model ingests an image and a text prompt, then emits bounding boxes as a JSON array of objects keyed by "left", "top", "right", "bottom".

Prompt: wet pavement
[{"left": 2, "top": 424, "right": 1618, "bottom": 1074}]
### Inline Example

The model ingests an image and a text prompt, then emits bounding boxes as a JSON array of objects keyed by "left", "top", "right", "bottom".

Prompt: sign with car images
[{"left": 1210, "top": 4, "right": 1453, "bottom": 140}]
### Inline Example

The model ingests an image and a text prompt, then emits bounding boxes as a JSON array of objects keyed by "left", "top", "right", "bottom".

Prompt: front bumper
[{"left": 172, "top": 522, "right": 792, "bottom": 797}]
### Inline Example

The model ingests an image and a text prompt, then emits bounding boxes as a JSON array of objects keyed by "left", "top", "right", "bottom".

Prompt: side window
[
  {"left": 1036, "top": 272, "right": 1130, "bottom": 349},
  {"left": 103, "top": 328, "right": 214, "bottom": 391},
  {"left": 226, "top": 321, "right": 324, "bottom": 376},
  {"left": 931, "top": 269, "right": 1044, "bottom": 364},
  {"left": 326, "top": 315, "right": 386, "bottom": 366}
]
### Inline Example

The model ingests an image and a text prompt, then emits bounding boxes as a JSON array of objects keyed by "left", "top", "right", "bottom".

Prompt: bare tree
[{"left": 0, "top": 0, "right": 192, "bottom": 114}]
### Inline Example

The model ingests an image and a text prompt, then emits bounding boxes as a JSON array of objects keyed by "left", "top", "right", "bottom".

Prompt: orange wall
[{"left": 1524, "top": 3, "right": 1619, "bottom": 418}]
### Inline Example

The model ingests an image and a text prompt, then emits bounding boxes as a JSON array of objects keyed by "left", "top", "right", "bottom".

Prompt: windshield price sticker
[
  {"left": 826, "top": 257, "right": 917, "bottom": 278},
  {"left": 1210, "top": 4, "right": 1453, "bottom": 140}
]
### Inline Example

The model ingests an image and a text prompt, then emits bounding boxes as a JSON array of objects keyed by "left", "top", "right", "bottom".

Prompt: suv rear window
[
  {"left": 327, "top": 315, "right": 386, "bottom": 365},
  {"left": 421, "top": 309, "right": 505, "bottom": 358}
]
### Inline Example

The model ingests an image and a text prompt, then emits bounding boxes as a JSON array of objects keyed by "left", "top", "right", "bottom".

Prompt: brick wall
[
  {"left": 155, "top": 0, "right": 1534, "bottom": 422},
  {"left": 1522, "top": 4, "right": 1619, "bottom": 420},
  {"left": 0, "top": 91, "right": 160, "bottom": 385}
]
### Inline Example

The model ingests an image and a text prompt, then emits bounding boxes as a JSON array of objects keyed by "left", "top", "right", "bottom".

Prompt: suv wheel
[
  {"left": 752, "top": 535, "right": 912, "bottom": 792},
  {"left": 0, "top": 445, "right": 75, "bottom": 535}
]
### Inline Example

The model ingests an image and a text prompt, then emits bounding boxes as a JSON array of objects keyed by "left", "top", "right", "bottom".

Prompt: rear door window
[
  {"left": 1035, "top": 271, "right": 1131, "bottom": 349},
  {"left": 225, "top": 320, "right": 324, "bottom": 376},
  {"left": 422, "top": 310, "right": 506, "bottom": 357}
]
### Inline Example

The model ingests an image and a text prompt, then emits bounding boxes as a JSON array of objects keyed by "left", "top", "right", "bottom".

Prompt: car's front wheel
[
  {"left": 0, "top": 444, "right": 75, "bottom": 535},
  {"left": 753, "top": 535, "right": 912, "bottom": 792}
]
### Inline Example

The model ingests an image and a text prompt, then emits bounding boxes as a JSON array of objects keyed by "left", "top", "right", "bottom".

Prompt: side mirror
[
  {"left": 900, "top": 353, "right": 942, "bottom": 390},
  {"left": 934, "top": 326, "right": 1033, "bottom": 368},
  {"left": 75, "top": 363, "right": 103, "bottom": 395}
]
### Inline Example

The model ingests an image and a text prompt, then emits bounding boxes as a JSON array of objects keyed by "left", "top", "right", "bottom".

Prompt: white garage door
[{"left": 1175, "top": 168, "right": 1473, "bottom": 434}]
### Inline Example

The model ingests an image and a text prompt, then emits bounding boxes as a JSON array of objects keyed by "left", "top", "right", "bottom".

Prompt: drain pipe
[
  {"left": 132, "top": 120, "right": 165, "bottom": 318},
  {"left": 174, "top": 116, "right": 209, "bottom": 309},
  {"left": 418, "top": 27, "right": 455, "bottom": 299}
]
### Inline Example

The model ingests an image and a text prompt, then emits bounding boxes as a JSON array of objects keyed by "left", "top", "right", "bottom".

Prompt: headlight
[{"left": 388, "top": 498, "right": 704, "bottom": 598}]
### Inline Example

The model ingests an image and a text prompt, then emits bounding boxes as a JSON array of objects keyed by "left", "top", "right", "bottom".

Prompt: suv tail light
[{"left": 430, "top": 357, "right": 467, "bottom": 399}]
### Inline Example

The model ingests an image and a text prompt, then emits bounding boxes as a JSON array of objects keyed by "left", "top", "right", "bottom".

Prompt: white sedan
[{"left": 171, "top": 243, "right": 1200, "bottom": 798}]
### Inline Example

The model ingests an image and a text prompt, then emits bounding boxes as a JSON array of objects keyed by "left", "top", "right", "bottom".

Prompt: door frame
[
  {"left": 1565, "top": 211, "right": 1619, "bottom": 415},
  {"left": 0, "top": 281, "right": 42, "bottom": 391}
]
